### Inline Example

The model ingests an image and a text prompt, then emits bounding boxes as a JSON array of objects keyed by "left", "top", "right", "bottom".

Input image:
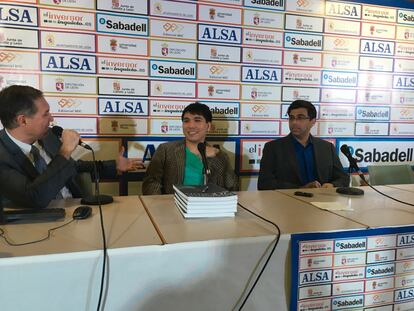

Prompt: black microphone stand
[
  {"left": 197, "top": 142, "right": 211, "bottom": 192},
  {"left": 78, "top": 148, "right": 110, "bottom": 311},
  {"left": 336, "top": 156, "right": 365, "bottom": 196},
  {"left": 202, "top": 165, "right": 211, "bottom": 186},
  {"left": 80, "top": 148, "right": 113, "bottom": 205}
]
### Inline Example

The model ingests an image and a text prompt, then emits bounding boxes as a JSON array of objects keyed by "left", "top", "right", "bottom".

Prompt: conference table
[
  {"left": 0, "top": 194, "right": 280, "bottom": 311},
  {"left": 0, "top": 186, "right": 413, "bottom": 311},
  {"left": 278, "top": 185, "right": 414, "bottom": 227},
  {"left": 0, "top": 196, "right": 163, "bottom": 311},
  {"left": 388, "top": 183, "right": 414, "bottom": 193}
]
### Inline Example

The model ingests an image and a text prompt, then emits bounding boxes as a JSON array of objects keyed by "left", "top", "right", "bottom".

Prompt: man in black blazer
[
  {"left": 258, "top": 100, "right": 349, "bottom": 190},
  {"left": 0, "top": 85, "right": 140, "bottom": 209}
]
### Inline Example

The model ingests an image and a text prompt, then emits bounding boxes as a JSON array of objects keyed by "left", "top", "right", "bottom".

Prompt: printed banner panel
[{"left": 291, "top": 226, "right": 414, "bottom": 311}]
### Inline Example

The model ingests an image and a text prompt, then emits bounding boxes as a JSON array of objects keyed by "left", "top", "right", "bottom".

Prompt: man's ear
[
  {"left": 15, "top": 114, "right": 26, "bottom": 126},
  {"left": 207, "top": 122, "right": 211, "bottom": 132}
]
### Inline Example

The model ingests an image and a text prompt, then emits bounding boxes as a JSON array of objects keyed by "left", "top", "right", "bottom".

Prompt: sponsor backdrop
[
  {"left": 0, "top": 0, "right": 413, "bottom": 192},
  {"left": 290, "top": 226, "right": 414, "bottom": 311}
]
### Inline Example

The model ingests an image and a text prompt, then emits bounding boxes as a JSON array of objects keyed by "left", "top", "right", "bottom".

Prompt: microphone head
[
  {"left": 340, "top": 144, "right": 351, "bottom": 157},
  {"left": 51, "top": 125, "right": 63, "bottom": 138},
  {"left": 197, "top": 142, "right": 206, "bottom": 154}
]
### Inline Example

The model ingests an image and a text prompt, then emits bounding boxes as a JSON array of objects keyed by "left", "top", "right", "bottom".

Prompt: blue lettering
[
  {"left": 46, "top": 56, "right": 92, "bottom": 71},
  {"left": 143, "top": 144, "right": 156, "bottom": 162},
  {"left": 0, "top": 7, "right": 33, "bottom": 23}
]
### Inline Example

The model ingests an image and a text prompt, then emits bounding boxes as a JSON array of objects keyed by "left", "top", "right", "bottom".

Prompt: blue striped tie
[{"left": 31, "top": 145, "right": 47, "bottom": 173}]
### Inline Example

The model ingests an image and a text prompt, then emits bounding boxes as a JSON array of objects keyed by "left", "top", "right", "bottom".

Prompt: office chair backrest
[
  {"left": 368, "top": 164, "right": 414, "bottom": 186},
  {"left": 75, "top": 172, "right": 93, "bottom": 197}
]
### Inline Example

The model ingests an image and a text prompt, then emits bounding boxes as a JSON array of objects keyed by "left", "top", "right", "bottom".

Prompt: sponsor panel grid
[
  {"left": 0, "top": 0, "right": 413, "bottom": 178},
  {"left": 291, "top": 226, "right": 414, "bottom": 311}
]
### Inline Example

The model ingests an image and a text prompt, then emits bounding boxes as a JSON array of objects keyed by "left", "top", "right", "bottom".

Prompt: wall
[{"left": 0, "top": 0, "right": 413, "bottom": 193}]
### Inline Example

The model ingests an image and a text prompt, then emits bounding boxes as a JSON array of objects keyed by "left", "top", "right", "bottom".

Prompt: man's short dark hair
[
  {"left": 0, "top": 85, "right": 43, "bottom": 129},
  {"left": 181, "top": 102, "right": 212, "bottom": 123},
  {"left": 287, "top": 100, "right": 317, "bottom": 120}
]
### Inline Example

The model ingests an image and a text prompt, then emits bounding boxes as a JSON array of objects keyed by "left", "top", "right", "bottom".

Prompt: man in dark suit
[
  {"left": 258, "top": 100, "right": 349, "bottom": 190},
  {"left": 0, "top": 85, "right": 140, "bottom": 208}
]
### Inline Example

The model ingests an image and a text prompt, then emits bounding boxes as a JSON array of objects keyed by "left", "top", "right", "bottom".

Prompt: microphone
[
  {"left": 340, "top": 144, "right": 366, "bottom": 182},
  {"left": 51, "top": 126, "right": 92, "bottom": 150},
  {"left": 336, "top": 144, "right": 365, "bottom": 196},
  {"left": 197, "top": 142, "right": 211, "bottom": 185}
]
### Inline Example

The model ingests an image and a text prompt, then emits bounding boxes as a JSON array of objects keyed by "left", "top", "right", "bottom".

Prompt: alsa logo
[
  {"left": 326, "top": 3, "right": 360, "bottom": 18},
  {"left": 299, "top": 270, "right": 332, "bottom": 285},
  {"left": 41, "top": 53, "right": 96, "bottom": 74},
  {"left": 396, "top": 287, "right": 414, "bottom": 302},
  {"left": 398, "top": 234, "right": 414, "bottom": 246},
  {"left": 199, "top": 24, "right": 241, "bottom": 44},
  {"left": 360, "top": 39, "right": 394, "bottom": 56},
  {"left": 394, "top": 75, "right": 414, "bottom": 88},
  {"left": 0, "top": 5, "right": 36, "bottom": 26},
  {"left": 99, "top": 99, "right": 147, "bottom": 116},
  {"left": 242, "top": 66, "right": 281, "bottom": 83}
]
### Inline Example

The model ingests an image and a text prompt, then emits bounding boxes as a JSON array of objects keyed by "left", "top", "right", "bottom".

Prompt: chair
[
  {"left": 367, "top": 164, "right": 414, "bottom": 186},
  {"left": 75, "top": 172, "right": 93, "bottom": 197}
]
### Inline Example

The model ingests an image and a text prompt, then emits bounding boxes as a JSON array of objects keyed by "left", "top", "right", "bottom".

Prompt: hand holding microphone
[{"left": 52, "top": 126, "right": 91, "bottom": 159}]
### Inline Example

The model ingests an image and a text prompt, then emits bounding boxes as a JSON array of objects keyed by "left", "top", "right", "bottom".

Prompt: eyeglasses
[{"left": 288, "top": 115, "right": 311, "bottom": 121}]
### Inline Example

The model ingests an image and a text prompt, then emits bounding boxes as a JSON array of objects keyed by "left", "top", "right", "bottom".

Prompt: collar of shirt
[
  {"left": 5, "top": 129, "right": 46, "bottom": 163},
  {"left": 5, "top": 129, "right": 33, "bottom": 159},
  {"left": 291, "top": 134, "right": 313, "bottom": 149}
]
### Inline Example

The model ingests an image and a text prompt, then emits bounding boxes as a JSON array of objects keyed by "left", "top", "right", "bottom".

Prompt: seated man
[
  {"left": 142, "top": 102, "right": 238, "bottom": 195},
  {"left": 0, "top": 85, "right": 140, "bottom": 209},
  {"left": 258, "top": 100, "right": 349, "bottom": 190}
]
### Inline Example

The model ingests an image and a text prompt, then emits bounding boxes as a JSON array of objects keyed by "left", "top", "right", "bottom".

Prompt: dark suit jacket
[
  {"left": 258, "top": 134, "right": 349, "bottom": 190},
  {"left": 142, "top": 140, "right": 238, "bottom": 195},
  {"left": 0, "top": 129, "right": 116, "bottom": 209}
]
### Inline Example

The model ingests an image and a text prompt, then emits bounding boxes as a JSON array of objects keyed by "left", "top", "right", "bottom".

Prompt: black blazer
[
  {"left": 0, "top": 129, "right": 116, "bottom": 208},
  {"left": 258, "top": 134, "right": 349, "bottom": 190}
]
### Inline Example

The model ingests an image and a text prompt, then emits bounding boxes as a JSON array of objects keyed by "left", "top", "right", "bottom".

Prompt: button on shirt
[
  {"left": 5, "top": 130, "right": 72, "bottom": 199},
  {"left": 291, "top": 136, "right": 318, "bottom": 186}
]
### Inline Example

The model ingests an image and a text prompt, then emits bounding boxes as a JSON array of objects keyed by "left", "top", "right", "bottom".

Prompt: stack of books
[{"left": 173, "top": 184, "right": 237, "bottom": 218}]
